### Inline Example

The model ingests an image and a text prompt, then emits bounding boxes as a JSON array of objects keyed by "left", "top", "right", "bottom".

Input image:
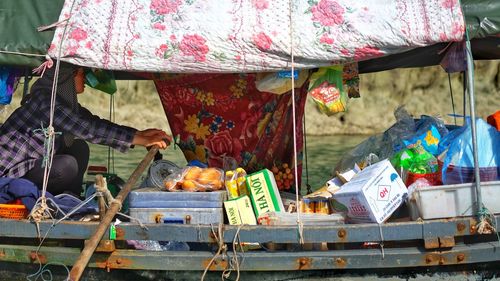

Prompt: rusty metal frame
[
  {"left": 0, "top": 241, "right": 499, "bottom": 270},
  {"left": 0, "top": 216, "right": 497, "bottom": 243}
]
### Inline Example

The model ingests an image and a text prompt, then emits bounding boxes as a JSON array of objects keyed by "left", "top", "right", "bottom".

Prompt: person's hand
[{"left": 132, "top": 128, "right": 172, "bottom": 149}]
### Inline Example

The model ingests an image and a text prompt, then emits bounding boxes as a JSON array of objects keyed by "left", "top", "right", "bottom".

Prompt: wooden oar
[{"left": 70, "top": 146, "right": 159, "bottom": 281}]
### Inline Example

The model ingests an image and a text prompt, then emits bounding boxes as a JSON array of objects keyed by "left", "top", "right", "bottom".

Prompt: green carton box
[{"left": 246, "top": 169, "right": 284, "bottom": 217}]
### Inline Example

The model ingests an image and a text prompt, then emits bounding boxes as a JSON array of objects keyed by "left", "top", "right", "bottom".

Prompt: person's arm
[{"left": 53, "top": 102, "right": 170, "bottom": 151}]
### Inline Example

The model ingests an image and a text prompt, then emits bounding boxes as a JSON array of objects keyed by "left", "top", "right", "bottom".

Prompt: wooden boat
[{"left": 0, "top": 1, "right": 499, "bottom": 280}]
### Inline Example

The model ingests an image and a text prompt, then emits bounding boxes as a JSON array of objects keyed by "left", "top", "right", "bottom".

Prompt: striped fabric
[{"left": 0, "top": 91, "right": 136, "bottom": 178}]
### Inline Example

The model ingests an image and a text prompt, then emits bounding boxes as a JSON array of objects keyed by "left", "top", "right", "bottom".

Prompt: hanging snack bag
[
  {"left": 163, "top": 166, "right": 224, "bottom": 192},
  {"left": 308, "top": 66, "right": 347, "bottom": 115},
  {"left": 343, "top": 62, "right": 360, "bottom": 98}
]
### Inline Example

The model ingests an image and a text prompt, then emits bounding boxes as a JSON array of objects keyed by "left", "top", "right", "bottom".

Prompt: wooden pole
[
  {"left": 95, "top": 175, "right": 106, "bottom": 219},
  {"left": 70, "top": 146, "right": 159, "bottom": 281}
]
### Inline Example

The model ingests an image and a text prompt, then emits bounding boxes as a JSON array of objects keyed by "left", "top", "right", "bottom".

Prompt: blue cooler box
[{"left": 128, "top": 188, "right": 226, "bottom": 224}]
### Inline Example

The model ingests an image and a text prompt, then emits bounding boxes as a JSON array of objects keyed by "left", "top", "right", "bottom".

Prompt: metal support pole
[
  {"left": 464, "top": 39, "right": 483, "bottom": 216},
  {"left": 69, "top": 146, "right": 159, "bottom": 281}
]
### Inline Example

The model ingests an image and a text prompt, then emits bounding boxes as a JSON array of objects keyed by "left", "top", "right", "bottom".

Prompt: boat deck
[{"left": 1, "top": 215, "right": 499, "bottom": 271}]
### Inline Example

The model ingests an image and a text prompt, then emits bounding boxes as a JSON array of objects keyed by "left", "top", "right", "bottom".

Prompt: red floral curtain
[{"left": 153, "top": 73, "right": 308, "bottom": 191}]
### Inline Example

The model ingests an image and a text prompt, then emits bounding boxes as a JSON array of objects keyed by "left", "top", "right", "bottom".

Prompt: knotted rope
[
  {"left": 476, "top": 207, "right": 497, "bottom": 236},
  {"left": 201, "top": 223, "right": 227, "bottom": 281},
  {"left": 94, "top": 175, "right": 122, "bottom": 211},
  {"left": 27, "top": 2, "right": 77, "bottom": 279},
  {"left": 32, "top": 55, "right": 54, "bottom": 77},
  {"left": 29, "top": 124, "right": 61, "bottom": 234},
  {"left": 222, "top": 224, "right": 245, "bottom": 281}
]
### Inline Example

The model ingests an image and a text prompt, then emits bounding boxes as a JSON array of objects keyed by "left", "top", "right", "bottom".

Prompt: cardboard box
[
  {"left": 246, "top": 169, "right": 285, "bottom": 217},
  {"left": 332, "top": 159, "right": 407, "bottom": 223},
  {"left": 224, "top": 195, "right": 257, "bottom": 225}
]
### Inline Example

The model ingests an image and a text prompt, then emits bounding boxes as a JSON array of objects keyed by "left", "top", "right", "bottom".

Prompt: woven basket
[{"left": 0, "top": 203, "right": 29, "bottom": 219}]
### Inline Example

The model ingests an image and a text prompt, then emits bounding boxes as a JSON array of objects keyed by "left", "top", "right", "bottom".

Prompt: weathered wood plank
[
  {"left": 0, "top": 242, "right": 498, "bottom": 271},
  {"left": 0, "top": 215, "right": 498, "bottom": 243}
]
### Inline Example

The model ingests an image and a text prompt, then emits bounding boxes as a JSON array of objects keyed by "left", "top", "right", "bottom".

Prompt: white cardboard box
[{"left": 332, "top": 159, "right": 407, "bottom": 223}]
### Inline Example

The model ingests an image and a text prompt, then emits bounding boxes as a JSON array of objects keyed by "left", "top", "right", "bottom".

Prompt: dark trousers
[{"left": 23, "top": 139, "right": 89, "bottom": 196}]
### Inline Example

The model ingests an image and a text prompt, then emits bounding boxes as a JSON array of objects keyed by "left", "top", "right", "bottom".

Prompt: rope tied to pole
[
  {"left": 222, "top": 224, "right": 245, "bottom": 281},
  {"left": 201, "top": 223, "right": 227, "bottom": 281},
  {"left": 476, "top": 206, "right": 496, "bottom": 235},
  {"left": 33, "top": 123, "right": 61, "bottom": 169},
  {"left": 94, "top": 175, "right": 122, "bottom": 211},
  {"left": 30, "top": 123, "right": 61, "bottom": 237}
]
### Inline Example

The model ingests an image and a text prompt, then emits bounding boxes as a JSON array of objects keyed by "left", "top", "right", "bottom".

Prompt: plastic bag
[
  {"left": 437, "top": 126, "right": 465, "bottom": 156},
  {"left": 440, "top": 41, "right": 466, "bottom": 73},
  {"left": 415, "top": 115, "right": 449, "bottom": 139},
  {"left": 334, "top": 135, "right": 382, "bottom": 173},
  {"left": 407, "top": 178, "right": 432, "bottom": 200},
  {"left": 343, "top": 62, "right": 360, "bottom": 98},
  {"left": 402, "top": 115, "right": 449, "bottom": 156},
  {"left": 441, "top": 118, "right": 500, "bottom": 184},
  {"left": 255, "top": 70, "right": 309, "bottom": 95},
  {"left": 84, "top": 69, "right": 117, "bottom": 94},
  {"left": 335, "top": 106, "right": 413, "bottom": 172},
  {"left": 163, "top": 166, "right": 224, "bottom": 192},
  {"left": 308, "top": 66, "right": 347, "bottom": 115},
  {"left": 402, "top": 125, "right": 441, "bottom": 156},
  {"left": 127, "top": 240, "right": 190, "bottom": 251},
  {"left": 383, "top": 106, "right": 416, "bottom": 153},
  {"left": 391, "top": 145, "right": 438, "bottom": 174},
  {"left": 406, "top": 178, "right": 432, "bottom": 220},
  {"left": 391, "top": 145, "right": 440, "bottom": 186}
]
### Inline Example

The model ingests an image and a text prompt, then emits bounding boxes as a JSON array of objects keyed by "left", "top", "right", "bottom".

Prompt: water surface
[{"left": 88, "top": 135, "right": 367, "bottom": 192}]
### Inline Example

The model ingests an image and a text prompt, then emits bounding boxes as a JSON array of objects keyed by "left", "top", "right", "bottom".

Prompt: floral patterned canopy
[
  {"left": 153, "top": 73, "right": 308, "bottom": 191},
  {"left": 48, "top": 0, "right": 465, "bottom": 72}
]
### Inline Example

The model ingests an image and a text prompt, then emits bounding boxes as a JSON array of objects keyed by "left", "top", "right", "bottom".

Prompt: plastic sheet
[
  {"left": 127, "top": 240, "right": 190, "bottom": 251},
  {"left": 335, "top": 106, "right": 414, "bottom": 173},
  {"left": 440, "top": 41, "right": 467, "bottom": 73}
]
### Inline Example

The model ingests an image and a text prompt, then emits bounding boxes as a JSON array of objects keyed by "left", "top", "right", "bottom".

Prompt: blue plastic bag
[
  {"left": 402, "top": 115, "right": 449, "bottom": 156},
  {"left": 403, "top": 125, "right": 441, "bottom": 156},
  {"left": 441, "top": 118, "right": 500, "bottom": 184}
]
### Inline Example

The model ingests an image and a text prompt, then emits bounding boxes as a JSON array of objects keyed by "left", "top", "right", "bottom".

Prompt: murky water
[{"left": 88, "top": 135, "right": 368, "bottom": 191}]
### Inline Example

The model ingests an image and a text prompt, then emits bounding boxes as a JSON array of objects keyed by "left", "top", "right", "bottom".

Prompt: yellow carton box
[{"left": 224, "top": 195, "right": 257, "bottom": 225}]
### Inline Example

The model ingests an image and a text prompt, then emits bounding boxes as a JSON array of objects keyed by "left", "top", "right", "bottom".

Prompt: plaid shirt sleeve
[{"left": 54, "top": 102, "right": 137, "bottom": 152}]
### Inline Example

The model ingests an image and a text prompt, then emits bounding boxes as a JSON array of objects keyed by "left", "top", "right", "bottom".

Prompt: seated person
[{"left": 0, "top": 62, "right": 171, "bottom": 195}]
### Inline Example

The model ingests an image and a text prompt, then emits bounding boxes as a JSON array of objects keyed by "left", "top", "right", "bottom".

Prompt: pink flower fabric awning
[{"left": 48, "top": 0, "right": 465, "bottom": 72}]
